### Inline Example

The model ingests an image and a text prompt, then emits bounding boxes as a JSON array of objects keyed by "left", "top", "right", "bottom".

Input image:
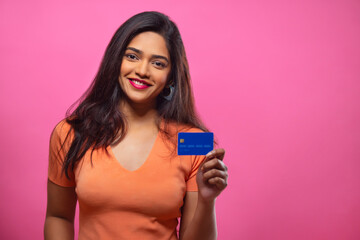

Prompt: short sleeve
[
  {"left": 186, "top": 154, "right": 206, "bottom": 191},
  {"left": 48, "top": 120, "right": 76, "bottom": 187}
]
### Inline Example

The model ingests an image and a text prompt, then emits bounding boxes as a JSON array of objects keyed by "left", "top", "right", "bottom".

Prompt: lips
[{"left": 128, "top": 78, "right": 151, "bottom": 89}]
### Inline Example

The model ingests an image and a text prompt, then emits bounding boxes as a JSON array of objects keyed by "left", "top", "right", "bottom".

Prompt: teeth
[{"left": 132, "top": 80, "right": 146, "bottom": 86}]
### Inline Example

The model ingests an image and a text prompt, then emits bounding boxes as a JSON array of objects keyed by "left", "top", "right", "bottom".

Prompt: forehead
[{"left": 126, "top": 31, "right": 169, "bottom": 58}]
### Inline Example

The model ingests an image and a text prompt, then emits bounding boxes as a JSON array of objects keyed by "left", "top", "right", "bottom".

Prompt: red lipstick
[{"left": 128, "top": 78, "right": 150, "bottom": 89}]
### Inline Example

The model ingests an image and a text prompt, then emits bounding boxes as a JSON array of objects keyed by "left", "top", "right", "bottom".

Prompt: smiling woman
[
  {"left": 44, "top": 11, "right": 228, "bottom": 240},
  {"left": 119, "top": 32, "right": 171, "bottom": 106}
]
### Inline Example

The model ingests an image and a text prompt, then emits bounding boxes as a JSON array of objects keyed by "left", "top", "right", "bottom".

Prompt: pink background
[{"left": 1, "top": 0, "right": 359, "bottom": 239}]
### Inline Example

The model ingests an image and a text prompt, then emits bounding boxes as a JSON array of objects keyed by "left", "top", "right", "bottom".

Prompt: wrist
[{"left": 197, "top": 195, "right": 216, "bottom": 207}]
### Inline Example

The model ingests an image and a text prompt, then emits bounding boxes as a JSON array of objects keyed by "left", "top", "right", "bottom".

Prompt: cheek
[
  {"left": 156, "top": 76, "right": 169, "bottom": 93},
  {"left": 118, "top": 64, "right": 130, "bottom": 89},
  {"left": 156, "top": 70, "right": 170, "bottom": 85},
  {"left": 120, "top": 62, "right": 131, "bottom": 77}
]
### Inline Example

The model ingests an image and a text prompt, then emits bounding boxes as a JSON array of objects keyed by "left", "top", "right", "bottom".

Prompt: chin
[{"left": 126, "top": 94, "right": 156, "bottom": 106}]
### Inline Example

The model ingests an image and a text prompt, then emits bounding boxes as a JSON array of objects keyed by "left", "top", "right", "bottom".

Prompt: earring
[{"left": 162, "top": 85, "right": 175, "bottom": 101}]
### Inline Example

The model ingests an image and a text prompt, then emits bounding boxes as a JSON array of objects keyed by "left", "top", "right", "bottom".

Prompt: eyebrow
[{"left": 126, "top": 47, "right": 169, "bottom": 63}]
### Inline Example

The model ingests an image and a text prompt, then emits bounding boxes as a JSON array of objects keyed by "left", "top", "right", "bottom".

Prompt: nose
[{"left": 135, "top": 60, "right": 150, "bottom": 78}]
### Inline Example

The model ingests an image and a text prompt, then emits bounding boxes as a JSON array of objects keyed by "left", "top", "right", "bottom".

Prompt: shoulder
[
  {"left": 162, "top": 120, "right": 205, "bottom": 136},
  {"left": 181, "top": 127, "right": 204, "bottom": 133},
  {"left": 50, "top": 118, "right": 74, "bottom": 145},
  {"left": 158, "top": 120, "right": 206, "bottom": 149}
]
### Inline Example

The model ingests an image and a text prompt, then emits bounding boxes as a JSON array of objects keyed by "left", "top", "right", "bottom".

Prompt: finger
[
  {"left": 203, "top": 168, "right": 228, "bottom": 182},
  {"left": 201, "top": 158, "right": 227, "bottom": 172},
  {"left": 205, "top": 148, "right": 225, "bottom": 161},
  {"left": 208, "top": 177, "right": 228, "bottom": 190}
]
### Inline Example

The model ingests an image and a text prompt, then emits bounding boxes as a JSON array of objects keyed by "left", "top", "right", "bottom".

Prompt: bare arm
[
  {"left": 44, "top": 179, "right": 77, "bottom": 240},
  {"left": 179, "top": 192, "right": 217, "bottom": 240},
  {"left": 179, "top": 148, "right": 228, "bottom": 240}
]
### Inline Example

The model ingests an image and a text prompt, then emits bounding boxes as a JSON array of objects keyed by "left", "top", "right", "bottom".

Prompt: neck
[{"left": 119, "top": 99, "right": 159, "bottom": 129}]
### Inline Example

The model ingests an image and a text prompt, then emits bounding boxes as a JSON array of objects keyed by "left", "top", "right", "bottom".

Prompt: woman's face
[{"left": 119, "top": 31, "right": 171, "bottom": 106}]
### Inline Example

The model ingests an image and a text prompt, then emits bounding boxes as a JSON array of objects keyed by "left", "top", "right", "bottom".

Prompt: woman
[{"left": 45, "top": 11, "right": 228, "bottom": 240}]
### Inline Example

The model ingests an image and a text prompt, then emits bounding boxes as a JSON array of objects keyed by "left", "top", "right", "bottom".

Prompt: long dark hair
[{"left": 62, "top": 11, "right": 209, "bottom": 178}]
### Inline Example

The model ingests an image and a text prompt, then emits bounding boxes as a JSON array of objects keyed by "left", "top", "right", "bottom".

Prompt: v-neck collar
[{"left": 107, "top": 129, "right": 160, "bottom": 173}]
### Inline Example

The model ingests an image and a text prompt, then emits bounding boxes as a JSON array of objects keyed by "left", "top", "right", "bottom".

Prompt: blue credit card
[{"left": 177, "top": 132, "right": 214, "bottom": 155}]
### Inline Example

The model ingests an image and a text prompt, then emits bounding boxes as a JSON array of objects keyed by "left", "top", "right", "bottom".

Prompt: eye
[
  {"left": 153, "top": 61, "right": 166, "bottom": 68},
  {"left": 125, "top": 53, "right": 138, "bottom": 61}
]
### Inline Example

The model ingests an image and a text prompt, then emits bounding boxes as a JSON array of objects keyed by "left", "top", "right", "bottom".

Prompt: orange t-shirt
[{"left": 48, "top": 119, "right": 206, "bottom": 240}]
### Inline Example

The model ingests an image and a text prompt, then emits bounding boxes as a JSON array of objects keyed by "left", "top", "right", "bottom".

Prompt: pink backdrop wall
[{"left": 1, "top": 0, "right": 359, "bottom": 239}]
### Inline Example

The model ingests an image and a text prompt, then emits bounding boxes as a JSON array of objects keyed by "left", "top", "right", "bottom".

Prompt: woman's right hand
[{"left": 196, "top": 148, "right": 228, "bottom": 203}]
